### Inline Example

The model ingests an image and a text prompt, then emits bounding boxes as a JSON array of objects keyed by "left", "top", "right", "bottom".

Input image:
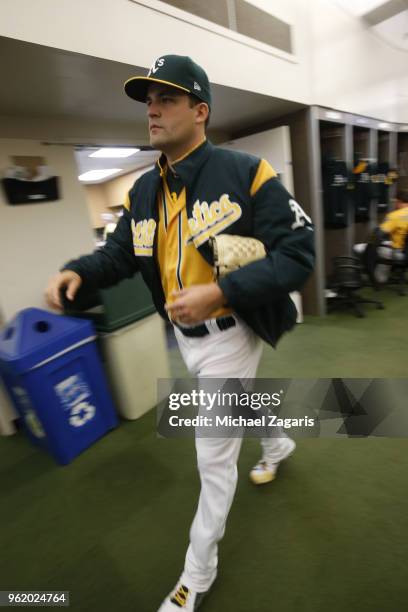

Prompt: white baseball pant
[{"left": 173, "top": 316, "right": 289, "bottom": 592}]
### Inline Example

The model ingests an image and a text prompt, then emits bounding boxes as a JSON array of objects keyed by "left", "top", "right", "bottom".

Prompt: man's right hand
[{"left": 45, "top": 270, "right": 82, "bottom": 310}]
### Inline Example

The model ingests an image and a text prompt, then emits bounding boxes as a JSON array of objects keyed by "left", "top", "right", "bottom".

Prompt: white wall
[
  {"left": 0, "top": 115, "right": 230, "bottom": 152},
  {"left": 309, "top": 0, "right": 408, "bottom": 122},
  {"left": 1, "top": 0, "right": 406, "bottom": 123},
  {"left": 222, "top": 126, "right": 294, "bottom": 193},
  {"left": 0, "top": 139, "right": 95, "bottom": 320},
  {"left": 0, "top": 0, "right": 408, "bottom": 123},
  {"left": 85, "top": 183, "right": 111, "bottom": 228},
  {"left": 0, "top": 115, "right": 152, "bottom": 147},
  {"left": 85, "top": 164, "right": 155, "bottom": 227},
  {"left": 0, "top": 0, "right": 313, "bottom": 106}
]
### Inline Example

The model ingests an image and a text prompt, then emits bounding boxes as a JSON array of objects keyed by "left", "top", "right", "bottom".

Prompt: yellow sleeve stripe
[
  {"left": 124, "top": 192, "right": 131, "bottom": 211},
  {"left": 250, "top": 159, "right": 277, "bottom": 197}
]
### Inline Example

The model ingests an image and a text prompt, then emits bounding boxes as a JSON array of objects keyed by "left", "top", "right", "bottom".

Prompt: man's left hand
[{"left": 165, "top": 283, "right": 226, "bottom": 325}]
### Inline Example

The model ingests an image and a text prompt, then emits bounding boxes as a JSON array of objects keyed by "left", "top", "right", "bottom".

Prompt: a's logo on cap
[
  {"left": 193, "top": 81, "right": 202, "bottom": 91},
  {"left": 148, "top": 57, "right": 165, "bottom": 77}
]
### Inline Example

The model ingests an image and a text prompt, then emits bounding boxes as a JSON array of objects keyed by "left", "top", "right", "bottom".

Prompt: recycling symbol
[{"left": 69, "top": 401, "right": 96, "bottom": 427}]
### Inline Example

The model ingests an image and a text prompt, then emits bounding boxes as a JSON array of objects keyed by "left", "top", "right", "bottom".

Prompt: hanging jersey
[
  {"left": 321, "top": 157, "right": 351, "bottom": 228},
  {"left": 377, "top": 161, "right": 390, "bottom": 212},
  {"left": 352, "top": 160, "right": 375, "bottom": 222}
]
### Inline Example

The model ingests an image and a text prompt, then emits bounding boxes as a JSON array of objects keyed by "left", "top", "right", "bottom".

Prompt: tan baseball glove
[{"left": 209, "top": 234, "right": 266, "bottom": 278}]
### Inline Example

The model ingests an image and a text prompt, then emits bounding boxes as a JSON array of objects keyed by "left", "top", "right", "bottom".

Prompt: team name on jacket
[
  {"left": 187, "top": 194, "right": 242, "bottom": 247},
  {"left": 130, "top": 193, "right": 243, "bottom": 255}
]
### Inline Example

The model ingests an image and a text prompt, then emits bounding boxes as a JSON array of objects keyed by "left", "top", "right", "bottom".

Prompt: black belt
[{"left": 175, "top": 316, "right": 236, "bottom": 337}]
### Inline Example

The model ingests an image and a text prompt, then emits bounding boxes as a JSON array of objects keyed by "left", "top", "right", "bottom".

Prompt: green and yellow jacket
[{"left": 63, "top": 139, "right": 315, "bottom": 347}]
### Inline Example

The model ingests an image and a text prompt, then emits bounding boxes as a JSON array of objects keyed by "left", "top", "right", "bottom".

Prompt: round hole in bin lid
[
  {"left": 4, "top": 327, "right": 14, "bottom": 340},
  {"left": 35, "top": 321, "right": 50, "bottom": 333}
]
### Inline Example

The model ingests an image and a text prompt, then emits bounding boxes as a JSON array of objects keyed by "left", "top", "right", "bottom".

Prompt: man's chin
[{"left": 149, "top": 134, "right": 167, "bottom": 150}]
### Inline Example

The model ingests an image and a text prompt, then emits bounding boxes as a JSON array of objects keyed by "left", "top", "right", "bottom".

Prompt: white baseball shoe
[
  {"left": 157, "top": 581, "right": 210, "bottom": 611},
  {"left": 249, "top": 438, "right": 296, "bottom": 485}
]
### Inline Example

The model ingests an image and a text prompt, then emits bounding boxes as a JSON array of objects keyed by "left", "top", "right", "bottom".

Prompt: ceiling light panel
[
  {"left": 79, "top": 169, "right": 122, "bottom": 181},
  {"left": 89, "top": 148, "right": 140, "bottom": 158}
]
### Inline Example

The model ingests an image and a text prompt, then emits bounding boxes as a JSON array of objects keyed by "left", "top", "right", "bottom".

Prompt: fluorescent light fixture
[
  {"left": 356, "top": 118, "right": 368, "bottom": 124},
  {"left": 378, "top": 122, "right": 390, "bottom": 129},
  {"left": 326, "top": 111, "right": 342, "bottom": 120},
  {"left": 89, "top": 148, "right": 140, "bottom": 158},
  {"left": 79, "top": 169, "right": 122, "bottom": 181},
  {"left": 400, "top": 125, "right": 408, "bottom": 131}
]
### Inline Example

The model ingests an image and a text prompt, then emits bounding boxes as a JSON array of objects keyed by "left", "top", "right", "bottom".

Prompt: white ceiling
[
  {"left": 0, "top": 35, "right": 305, "bottom": 182},
  {"left": 374, "top": 8, "right": 408, "bottom": 50},
  {"left": 335, "top": 0, "right": 391, "bottom": 16},
  {"left": 0, "top": 36, "right": 304, "bottom": 132},
  {"left": 334, "top": 0, "right": 408, "bottom": 51},
  {"left": 74, "top": 147, "right": 159, "bottom": 183}
]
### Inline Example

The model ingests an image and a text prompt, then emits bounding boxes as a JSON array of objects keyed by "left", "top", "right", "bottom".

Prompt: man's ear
[{"left": 195, "top": 102, "right": 209, "bottom": 126}]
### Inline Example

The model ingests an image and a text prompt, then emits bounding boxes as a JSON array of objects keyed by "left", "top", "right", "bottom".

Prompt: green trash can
[{"left": 63, "top": 274, "right": 156, "bottom": 332}]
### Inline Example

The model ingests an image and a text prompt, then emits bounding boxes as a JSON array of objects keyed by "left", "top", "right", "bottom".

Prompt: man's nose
[{"left": 147, "top": 102, "right": 160, "bottom": 118}]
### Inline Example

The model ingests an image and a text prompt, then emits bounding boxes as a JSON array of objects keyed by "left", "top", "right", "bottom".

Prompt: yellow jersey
[{"left": 380, "top": 207, "right": 408, "bottom": 249}]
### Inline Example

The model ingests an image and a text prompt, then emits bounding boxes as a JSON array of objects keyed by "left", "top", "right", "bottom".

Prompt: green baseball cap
[{"left": 124, "top": 54, "right": 212, "bottom": 108}]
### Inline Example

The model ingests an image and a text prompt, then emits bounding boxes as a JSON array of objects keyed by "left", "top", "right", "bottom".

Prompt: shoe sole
[
  {"left": 249, "top": 470, "right": 277, "bottom": 485},
  {"left": 249, "top": 439, "right": 296, "bottom": 486}
]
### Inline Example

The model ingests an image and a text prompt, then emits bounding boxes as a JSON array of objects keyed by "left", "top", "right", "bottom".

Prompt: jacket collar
[{"left": 155, "top": 138, "right": 213, "bottom": 190}]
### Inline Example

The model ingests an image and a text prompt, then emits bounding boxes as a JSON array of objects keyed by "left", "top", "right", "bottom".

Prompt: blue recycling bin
[{"left": 0, "top": 307, "right": 118, "bottom": 465}]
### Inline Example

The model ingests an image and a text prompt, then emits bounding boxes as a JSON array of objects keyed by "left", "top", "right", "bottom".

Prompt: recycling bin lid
[{"left": 0, "top": 307, "right": 96, "bottom": 374}]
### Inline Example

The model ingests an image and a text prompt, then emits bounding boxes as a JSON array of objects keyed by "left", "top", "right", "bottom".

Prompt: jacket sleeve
[
  {"left": 61, "top": 206, "right": 139, "bottom": 289},
  {"left": 218, "top": 175, "right": 315, "bottom": 310}
]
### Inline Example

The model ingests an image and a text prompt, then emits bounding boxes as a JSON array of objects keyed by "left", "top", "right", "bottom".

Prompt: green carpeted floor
[{"left": 1, "top": 288, "right": 408, "bottom": 611}]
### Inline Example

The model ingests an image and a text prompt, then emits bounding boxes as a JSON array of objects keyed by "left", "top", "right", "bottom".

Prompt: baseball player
[
  {"left": 378, "top": 190, "right": 408, "bottom": 250},
  {"left": 353, "top": 190, "right": 408, "bottom": 284},
  {"left": 45, "top": 55, "right": 315, "bottom": 611}
]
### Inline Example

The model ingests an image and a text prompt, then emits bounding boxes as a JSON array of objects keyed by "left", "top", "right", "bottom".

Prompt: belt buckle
[
  {"left": 217, "top": 315, "right": 235, "bottom": 331},
  {"left": 176, "top": 316, "right": 235, "bottom": 337},
  {"left": 205, "top": 318, "right": 219, "bottom": 334},
  {"left": 176, "top": 321, "right": 208, "bottom": 337}
]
